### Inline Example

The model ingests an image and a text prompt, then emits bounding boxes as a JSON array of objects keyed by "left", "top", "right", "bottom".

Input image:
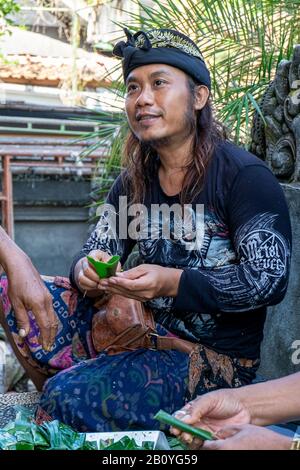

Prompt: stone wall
[
  {"left": 258, "top": 183, "right": 300, "bottom": 379},
  {"left": 13, "top": 177, "right": 91, "bottom": 276}
]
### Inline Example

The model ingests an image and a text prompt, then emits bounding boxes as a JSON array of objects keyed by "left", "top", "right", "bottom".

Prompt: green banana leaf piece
[
  {"left": 0, "top": 431, "right": 18, "bottom": 450},
  {"left": 38, "top": 420, "right": 98, "bottom": 450},
  {"left": 154, "top": 410, "right": 214, "bottom": 441},
  {"left": 0, "top": 407, "right": 97, "bottom": 451},
  {"left": 87, "top": 255, "right": 120, "bottom": 279}
]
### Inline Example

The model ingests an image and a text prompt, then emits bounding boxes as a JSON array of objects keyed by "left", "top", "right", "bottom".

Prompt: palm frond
[{"left": 79, "top": 0, "right": 300, "bottom": 202}]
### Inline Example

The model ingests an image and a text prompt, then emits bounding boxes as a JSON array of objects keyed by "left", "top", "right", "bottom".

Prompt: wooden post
[{"left": 2, "top": 155, "right": 14, "bottom": 239}]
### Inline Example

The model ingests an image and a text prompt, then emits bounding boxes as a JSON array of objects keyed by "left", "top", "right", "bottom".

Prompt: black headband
[{"left": 113, "top": 29, "right": 211, "bottom": 90}]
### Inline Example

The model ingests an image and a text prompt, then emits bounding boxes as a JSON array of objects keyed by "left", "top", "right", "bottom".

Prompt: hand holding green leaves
[
  {"left": 87, "top": 255, "right": 120, "bottom": 279},
  {"left": 97, "top": 264, "right": 183, "bottom": 302},
  {"left": 154, "top": 410, "right": 214, "bottom": 441},
  {"left": 170, "top": 388, "right": 252, "bottom": 448},
  {"left": 74, "top": 249, "right": 121, "bottom": 296}
]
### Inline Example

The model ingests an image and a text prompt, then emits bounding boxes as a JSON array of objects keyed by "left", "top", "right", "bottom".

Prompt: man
[
  {"left": 0, "top": 28, "right": 292, "bottom": 432},
  {"left": 171, "top": 372, "right": 300, "bottom": 450}
]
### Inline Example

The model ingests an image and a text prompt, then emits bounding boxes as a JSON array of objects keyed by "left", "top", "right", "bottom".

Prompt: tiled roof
[{"left": 0, "top": 53, "right": 118, "bottom": 88}]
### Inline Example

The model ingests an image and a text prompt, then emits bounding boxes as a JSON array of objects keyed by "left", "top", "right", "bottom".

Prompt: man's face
[{"left": 125, "top": 64, "right": 196, "bottom": 147}]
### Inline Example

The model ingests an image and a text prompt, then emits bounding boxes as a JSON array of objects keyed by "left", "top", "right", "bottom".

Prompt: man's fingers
[
  {"left": 202, "top": 439, "right": 224, "bottom": 450},
  {"left": 105, "top": 275, "right": 151, "bottom": 295},
  {"left": 83, "top": 259, "right": 102, "bottom": 282},
  {"left": 215, "top": 425, "right": 242, "bottom": 439},
  {"left": 170, "top": 426, "right": 181, "bottom": 436},
  {"left": 13, "top": 303, "right": 30, "bottom": 337},
  {"left": 44, "top": 299, "right": 58, "bottom": 351},
  {"left": 188, "top": 437, "right": 204, "bottom": 450},
  {"left": 77, "top": 271, "right": 99, "bottom": 290},
  {"left": 179, "top": 432, "right": 194, "bottom": 445},
  {"left": 89, "top": 250, "right": 111, "bottom": 262},
  {"left": 106, "top": 276, "right": 141, "bottom": 291},
  {"left": 115, "top": 266, "right": 145, "bottom": 280},
  {"left": 31, "top": 308, "right": 53, "bottom": 351},
  {"left": 179, "top": 394, "right": 216, "bottom": 425},
  {"left": 116, "top": 262, "right": 122, "bottom": 272},
  {"left": 48, "top": 323, "right": 58, "bottom": 351}
]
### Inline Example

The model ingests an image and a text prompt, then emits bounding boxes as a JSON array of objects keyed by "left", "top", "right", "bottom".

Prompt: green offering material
[
  {"left": 0, "top": 407, "right": 97, "bottom": 451},
  {"left": 154, "top": 409, "right": 214, "bottom": 441},
  {"left": 0, "top": 431, "right": 17, "bottom": 450},
  {"left": 0, "top": 407, "right": 154, "bottom": 450},
  {"left": 38, "top": 420, "right": 96, "bottom": 450},
  {"left": 167, "top": 437, "right": 187, "bottom": 450},
  {"left": 87, "top": 255, "right": 120, "bottom": 279}
]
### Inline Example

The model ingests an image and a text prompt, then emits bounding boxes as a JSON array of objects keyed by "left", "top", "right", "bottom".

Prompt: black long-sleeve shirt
[{"left": 70, "top": 140, "right": 292, "bottom": 360}]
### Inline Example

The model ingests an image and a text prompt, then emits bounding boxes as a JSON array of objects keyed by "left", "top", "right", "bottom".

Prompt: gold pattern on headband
[{"left": 134, "top": 30, "right": 204, "bottom": 61}]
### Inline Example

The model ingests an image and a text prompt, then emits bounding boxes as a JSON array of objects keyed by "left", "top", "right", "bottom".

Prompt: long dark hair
[{"left": 123, "top": 75, "right": 228, "bottom": 205}]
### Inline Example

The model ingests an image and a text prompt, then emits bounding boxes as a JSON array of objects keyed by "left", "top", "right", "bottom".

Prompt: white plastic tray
[{"left": 85, "top": 430, "right": 170, "bottom": 450}]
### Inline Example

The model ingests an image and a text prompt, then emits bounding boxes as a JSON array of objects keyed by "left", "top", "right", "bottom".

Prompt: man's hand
[
  {"left": 6, "top": 254, "right": 58, "bottom": 352},
  {"left": 97, "top": 264, "right": 183, "bottom": 301},
  {"left": 202, "top": 424, "right": 292, "bottom": 450},
  {"left": 75, "top": 250, "right": 121, "bottom": 296},
  {"left": 170, "top": 389, "right": 251, "bottom": 447}
]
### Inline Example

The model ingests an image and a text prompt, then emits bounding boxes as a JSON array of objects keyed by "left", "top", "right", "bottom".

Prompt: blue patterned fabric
[{"left": 0, "top": 275, "right": 189, "bottom": 432}]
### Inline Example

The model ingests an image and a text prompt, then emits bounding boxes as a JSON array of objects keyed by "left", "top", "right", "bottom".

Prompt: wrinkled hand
[
  {"left": 170, "top": 389, "right": 251, "bottom": 448},
  {"left": 202, "top": 424, "right": 292, "bottom": 450},
  {"left": 75, "top": 250, "right": 121, "bottom": 294},
  {"left": 6, "top": 255, "right": 58, "bottom": 352},
  {"left": 97, "top": 264, "right": 183, "bottom": 301}
]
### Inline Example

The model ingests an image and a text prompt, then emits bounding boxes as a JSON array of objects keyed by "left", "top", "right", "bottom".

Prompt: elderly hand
[
  {"left": 5, "top": 252, "right": 58, "bottom": 352},
  {"left": 170, "top": 389, "right": 251, "bottom": 447},
  {"left": 202, "top": 424, "right": 292, "bottom": 450},
  {"left": 97, "top": 264, "right": 183, "bottom": 301}
]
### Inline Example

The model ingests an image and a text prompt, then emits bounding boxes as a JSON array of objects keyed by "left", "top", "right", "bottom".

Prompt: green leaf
[
  {"left": 154, "top": 410, "right": 214, "bottom": 441},
  {"left": 87, "top": 255, "right": 121, "bottom": 279}
]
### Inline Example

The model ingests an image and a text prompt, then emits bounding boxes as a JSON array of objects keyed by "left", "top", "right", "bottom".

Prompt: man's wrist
[{"left": 166, "top": 268, "right": 183, "bottom": 297}]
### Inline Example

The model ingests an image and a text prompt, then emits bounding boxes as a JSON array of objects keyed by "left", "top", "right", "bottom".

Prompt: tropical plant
[
  {"left": 86, "top": 0, "right": 300, "bottom": 201},
  {"left": 0, "top": 0, "right": 19, "bottom": 40},
  {"left": 134, "top": 0, "right": 300, "bottom": 143}
]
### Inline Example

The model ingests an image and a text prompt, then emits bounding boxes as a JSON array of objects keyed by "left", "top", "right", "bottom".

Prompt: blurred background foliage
[{"left": 81, "top": 0, "right": 300, "bottom": 200}]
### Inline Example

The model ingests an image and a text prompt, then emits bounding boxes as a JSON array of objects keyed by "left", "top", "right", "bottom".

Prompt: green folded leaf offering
[
  {"left": 0, "top": 407, "right": 98, "bottom": 450},
  {"left": 87, "top": 255, "right": 120, "bottom": 279},
  {"left": 154, "top": 410, "right": 214, "bottom": 441}
]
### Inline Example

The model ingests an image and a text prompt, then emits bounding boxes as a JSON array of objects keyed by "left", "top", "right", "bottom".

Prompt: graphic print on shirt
[
  {"left": 83, "top": 204, "right": 123, "bottom": 257},
  {"left": 139, "top": 207, "right": 236, "bottom": 312},
  {"left": 138, "top": 207, "right": 236, "bottom": 269},
  {"left": 199, "top": 212, "right": 290, "bottom": 312}
]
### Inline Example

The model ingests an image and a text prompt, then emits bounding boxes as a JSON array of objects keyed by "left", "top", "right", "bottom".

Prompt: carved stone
[{"left": 251, "top": 45, "right": 300, "bottom": 180}]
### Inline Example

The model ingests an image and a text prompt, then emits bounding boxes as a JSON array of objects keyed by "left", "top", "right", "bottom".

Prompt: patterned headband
[{"left": 113, "top": 28, "right": 211, "bottom": 89}]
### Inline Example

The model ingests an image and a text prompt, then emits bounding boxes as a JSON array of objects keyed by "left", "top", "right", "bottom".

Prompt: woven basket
[{"left": 0, "top": 392, "right": 41, "bottom": 428}]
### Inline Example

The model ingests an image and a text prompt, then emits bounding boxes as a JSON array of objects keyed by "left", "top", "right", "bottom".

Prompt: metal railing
[{"left": 0, "top": 136, "right": 107, "bottom": 238}]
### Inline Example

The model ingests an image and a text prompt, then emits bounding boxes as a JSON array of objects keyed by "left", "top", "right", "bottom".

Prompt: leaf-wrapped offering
[
  {"left": 0, "top": 407, "right": 97, "bottom": 450},
  {"left": 0, "top": 407, "right": 155, "bottom": 450},
  {"left": 38, "top": 420, "right": 97, "bottom": 450},
  {"left": 87, "top": 255, "right": 120, "bottom": 279}
]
